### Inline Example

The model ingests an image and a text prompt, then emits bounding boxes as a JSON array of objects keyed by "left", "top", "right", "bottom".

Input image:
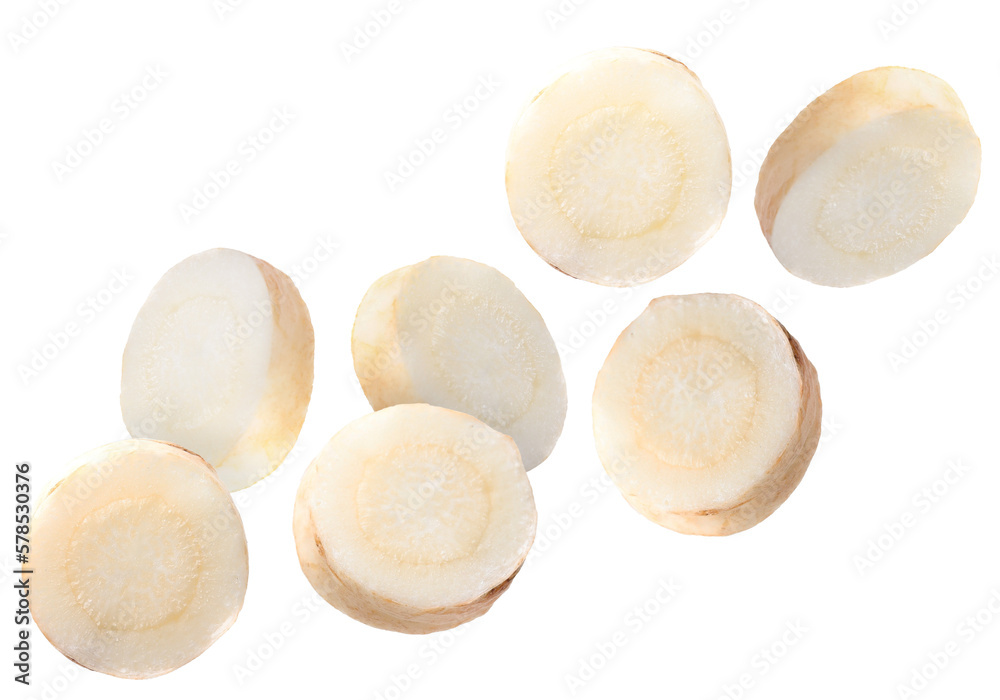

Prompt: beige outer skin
[
  {"left": 505, "top": 47, "right": 732, "bottom": 287},
  {"left": 214, "top": 255, "right": 315, "bottom": 489},
  {"left": 596, "top": 312, "right": 822, "bottom": 537},
  {"left": 294, "top": 493, "right": 524, "bottom": 634},
  {"left": 32, "top": 440, "right": 248, "bottom": 679},
  {"left": 350, "top": 265, "right": 418, "bottom": 409},
  {"left": 755, "top": 66, "right": 973, "bottom": 240}
]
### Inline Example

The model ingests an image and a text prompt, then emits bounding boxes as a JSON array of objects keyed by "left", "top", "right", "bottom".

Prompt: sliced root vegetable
[
  {"left": 121, "top": 248, "right": 314, "bottom": 491},
  {"left": 593, "top": 294, "right": 821, "bottom": 536},
  {"left": 352, "top": 256, "right": 566, "bottom": 470},
  {"left": 32, "top": 440, "right": 248, "bottom": 679},
  {"left": 293, "top": 404, "right": 536, "bottom": 634},
  {"left": 755, "top": 66, "right": 981, "bottom": 287},
  {"left": 505, "top": 47, "right": 732, "bottom": 286}
]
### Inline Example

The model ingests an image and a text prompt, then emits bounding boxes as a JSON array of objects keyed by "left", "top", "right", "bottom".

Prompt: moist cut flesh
[
  {"left": 506, "top": 47, "right": 732, "bottom": 286},
  {"left": 31, "top": 439, "right": 249, "bottom": 678},
  {"left": 593, "top": 294, "right": 821, "bottom": 535},
  {"left": 294, "top": 404, "right": 537, "bottom": 633}
]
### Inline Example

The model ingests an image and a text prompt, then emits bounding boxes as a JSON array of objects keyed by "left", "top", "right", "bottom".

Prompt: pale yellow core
[
  {"left": 355, "top": 444, "right": 490, "bottom": 565},
  {"left": 632, "top": 336, "right": 758, "bottom": 470},
  {"left": 548, "top": 104, "right": 685, "bottom": 240},
  {"left": 142, "top": 296, "right": 243, "bottom": 431},
  {"left": 429, "top": 292, "right": 537, "bottom": 428},
  {"left": 817, "top": 145, "right": 944, "bottom": 255},
  {"left": 67, "top": 497, "right": 201, "bottom": 631}
]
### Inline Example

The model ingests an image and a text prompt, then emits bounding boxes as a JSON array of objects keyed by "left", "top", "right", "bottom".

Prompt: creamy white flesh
[
  {"left": 32, "top": 440, "right": 248, "bottom": 678},
  {"left": 352, "top": 256, "right": 566, "bottom": 470},
  {"left": 121, "top": 248, "right": 314, "bottom": 490},
  {"left": 505, "top": 47, "right": 732, "bottom": 286},
  {"left": 294, "top": 404, "right": 536, "bottom": 633},
  {"left": 593, "top": 294, "right": 821, "bottom": 535},
  {"left": 756, "top": 67, "right": 981, "bottom": 287}
]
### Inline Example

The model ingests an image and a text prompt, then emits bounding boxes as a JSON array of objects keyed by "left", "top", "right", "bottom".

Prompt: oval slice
[
  {"left": 352, "top": 256, "right": 566, "bottom": 470},
  {"left": 293, "top": 404, "right": 536, "bottom": 633},
  {"left": 505, "top": 47, "right": 732, "bottom": 286},
  {"left": 32, "top": 439, "right": 249, "bottom": 678},
  {"left": 121, "top": 248, "right": 314, "bottom": 491},
  {"left": 593, "top": 294, "right": 821, "bottom": 535},
  {"left": 756, "top": 66, "right": 981, "bottom": 287}
]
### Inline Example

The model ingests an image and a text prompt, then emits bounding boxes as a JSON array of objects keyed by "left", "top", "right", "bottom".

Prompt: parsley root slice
[
  {"left": 505, "top": 47, "right": 732, "bottom": 286},
  {"left": 293, "top": 404, "right": 536, "bottom": 633},
  {"left": 593, "top": 294, "right": 821, "bottom": 536},
  {"left": 352, "top": 256, "right": 566, "bottom": 470},
  {"left": 121, "top": 248, "right": 314, "bottom": 491},
  {"left": 32, "top": 440, "right": 248, "bottom": 678},
  {"left": 755, "top": 66, "right": 981, "bottom": 287}
]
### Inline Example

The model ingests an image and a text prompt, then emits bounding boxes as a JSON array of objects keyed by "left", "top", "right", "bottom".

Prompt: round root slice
[
  {"left": 755, "top": 66, "right": 981, "bottom": 287},
  {"left": 294, "top": 404, "right": 536, "bottom": 634},
  {"left": 352, "top": 256, "right": 566, "bottom": 470},
  {"left": 505, "top": 47, "right": 732, "bottom": 286},
  {"left": 593, "top": 294, "right": 821, "bottom": 536},
  {"left": 32, "top": 440, "right": 249, "bottom": 678},
  {"left": 121, "top": 248, "right": 314, "bottom": 491}
]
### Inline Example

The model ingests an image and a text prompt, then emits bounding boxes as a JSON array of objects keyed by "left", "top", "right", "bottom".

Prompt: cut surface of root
[
  {"left": 293, "top": 404, "right": 536, "bottom": 633},
  {"left": 755, "top": 66, "right": 981, "bottom": 287},
  {"left": 593, "top": 294, "right": 821, "bottom": 535},
  {"left": 121, "top": 248, "right": 314, "bottom": 490},
  {"left": 505, "top": 47, "right": 732, "bottom": 286},
  {"left": 352, "top": 256, "right": 566, "bottom": 470},
  {"left": 32, "top": 440, "right": 248, "bottom": 678}
]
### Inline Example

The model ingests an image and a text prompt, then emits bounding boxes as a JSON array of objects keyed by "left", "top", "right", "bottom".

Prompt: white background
[{"left": 3, "top": 0, "right": 999, "bottom": 698}]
